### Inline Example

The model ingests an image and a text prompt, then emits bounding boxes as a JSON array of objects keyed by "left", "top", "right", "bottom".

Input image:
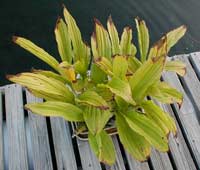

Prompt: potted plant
[{"left": 7, "top": 6, "right": 187, "bottom": 165}]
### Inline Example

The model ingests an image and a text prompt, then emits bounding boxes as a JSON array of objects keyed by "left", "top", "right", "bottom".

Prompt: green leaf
[
  {"left": 91, "top": 64, "right": 107, "bottom": 84},
  {"left": 94, "top": 19, "right": 111, "bottom": 59},
  {"left": 166, "top": 25, "right": 187, "bottom": 52},
  {"left": 141, "top": 100, "right": 177, "bottom": 135},
  {"left": 113, "top": 55, "right": 128, "bottom": 80},
  {"left": 76, "top": 90, "right": 110, "bottom": 109},
  {"left": 129, "top": 56, "right": 165, "bottom": 103},
  {"left": 32, "top": 69, "right": 66, "bottom": 84},
  {"left": 63, "top": 7, "right": 90, "bottom": 75},
  {"left": 13, "top": 36, "right": 59, "bottom": 72},
  {"left": 58, "top": 62, "right": 76, "bottom": 82},
  {"left": 148, "top": 81, "right": 183, "bottom": 105},
  {"left": 7, "top": 73, "right": 74, "bottom": 103},
  {"left": 83, "top": 106, "right": 113, "bottom": 134},
  {"left": 165, "top": 60, "right": 186, "bottom": 76},
  {"left": 128, "top": 57, "right": 142, "bottom": 73},
  {"left": 91, "top": 32, "right": 99, "bottom": 58},
  {"left": 120, "top": 27, "right": 133, "bottom": 55},
  {"left": 55, "top": 18, "right": 73, "bottom": 63},
  {"left": 148, "top": 36, "right": 167, "bottom": 59},
  {"left": 116, "top": 113, "right": 151, "bottom": 161},
  {"left": 94, "top": 57, "right": 113, "bottom": 76},
  {"left": 124, "top": 110, "right": 169, "bottom": 152},
  {"left": 107, "top": 16, "right": 120, "bottom": 55},
  {"left": 88, "top": 130, "right": 116, "bottom": 165},
  {"left": 25, "top": 101, "right": 83, "bottom": 121},
  {"left": 99, "top": 77, "right": 136, "bottom": 105},
  {"left": 135, "top": 18, "right": 149, "bottom": 62}
]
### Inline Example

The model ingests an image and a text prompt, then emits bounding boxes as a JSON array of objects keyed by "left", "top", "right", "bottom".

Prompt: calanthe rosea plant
[{"left": 7, "top": 6, "right": 187, "bottom": 165}]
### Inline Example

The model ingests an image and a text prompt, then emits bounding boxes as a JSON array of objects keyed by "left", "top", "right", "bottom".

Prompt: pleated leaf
[
  {"left": 148, "top": 81, "right": 183, "bottom": 105},
  {"left": 107, "top": 16, "right": 120, "bottom": 55},
  {"left": 94, "top": 19, "right": 111, "bottom": 59},
  {"left": 55, "top": 18, "right": 73, "bottom": 63},
  {"left": 124, "top": 110, "right": 169, "bottom": 151},
  {"left": 120, "top": 27, "right": 133, "bottom": 55},
  {"left": 83, "top": 106, "right": 112, "bottom": 134},
  {"left": 25, "top": 101, "right": 83, "bottom": 121},
  {"left": 76, "top": 90, "right": 110, "bottom": 110},
  {"left": 135, "top": 18, "right": 149, "bottom": 62},
  {"left": 99, "top": 77, "right": 136, "bottom": 105},
  {"left": 7, "top": 73, "right": 74, "bottom": 103},
  {"left": 129, "top": 56, "right": 165, "bottom": 103},
  {"left": 94, "top": 57, "right": 113, "bottom": 75},
  {"left": 88, "top": 130, "right": 116, "bottom": 165},
  {"left": 141, "top": 100, "right": 177, "bottom": 135},
  {"left": 113, "top": 55, "right": 128, "bottom": 80},
  {"left": 165, "top": 60, "right": 186, "bottom": 76},
  {"left": 116, "top": 113, "right": 151, "bottom": 161},
  {"left": 13, "top": 36, "right": 59, "bottom": 72}
]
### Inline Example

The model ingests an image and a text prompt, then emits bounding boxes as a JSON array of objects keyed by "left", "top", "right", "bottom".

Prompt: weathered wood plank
[
  {"left": 0, "top": 91, "right": 4, "bottom": 170},
  {"left": 162, "top": 71, "right": 200, "bottom": 168},
  {"left": 26, "top": 91, "right": 53, "bottom": 170},
  {"left": 50, "top": 118, "right": 77, "bottom": 170},
  {"left": 105, "top": 136, "right": 126, "bottom": 170},
  {"left": 5, "top": 84, "right": 28, "bottom": 170},
  {"left": 125, "top": 152, "right": 150, "bottom": 170},
  {"left": 160, "top": 103, "right": 196, "bottom": 170},
  {"left": 77, "top": 139, "right": 102, "bottom": 170},
  {"left": 175, "top": 54, "right": 200, "bottom": 121},
  {"left": 150, "top": 149, "right": 173, "bottom": 170}
]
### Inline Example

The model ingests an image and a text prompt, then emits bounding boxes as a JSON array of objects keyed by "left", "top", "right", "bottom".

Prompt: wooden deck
[{"left": 0, "top": 52, "right": 200, "bottom": 170}]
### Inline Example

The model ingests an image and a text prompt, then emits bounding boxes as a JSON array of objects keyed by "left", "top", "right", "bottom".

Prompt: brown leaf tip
[
  {"left": 6, "top": 74, "right": 14, "bottom": 80},
  {"left": 94, "top": 18, "right": 103, "bottom": 27},
  {"left": 55, "top": 16, "right": 62, "bottom": 29},
  {"left": 108, "top": 15, "right": 113, "bottom": 24},
  {"left": 12, "top": 36, "right": 18, "bottom": 43}
]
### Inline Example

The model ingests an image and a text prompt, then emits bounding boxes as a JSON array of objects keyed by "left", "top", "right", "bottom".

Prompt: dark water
[{"left": 1, "top": 0, "right": 200, "bottom": 85}]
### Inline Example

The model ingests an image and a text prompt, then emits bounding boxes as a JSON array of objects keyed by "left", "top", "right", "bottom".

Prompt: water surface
[{"left": 0, "top": 0, "right": 200, "bottom": 85}]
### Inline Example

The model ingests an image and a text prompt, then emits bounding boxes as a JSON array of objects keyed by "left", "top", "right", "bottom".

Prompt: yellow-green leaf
[
  {"left": 90, "top": 64, "right": 107, "bottom": 84},
  {"left": 55, "top": 18, "right": 73, "bottom": 63},
  {"left": 148, "top": 81, "right": 183, "bottom": 105},
  {"left": 13, "top": 36, "right": 59, "bottom": 71},
  {"left": 99, "top": 77, "right": 136, "bottom": 105},
  {"left": 107, "top": 16, "right": 120, "bottom": 55},
  {"left": 58, "top": 62, "right": 76, "bottom": 82},
  {"left": 94, "top": 19, "right": 111, "bottom": 59},
  {"left": 141, "top": 100, "right": 177, "bottom": 135},
  {"left": 128, "top": 57, "right": 142, "bottom": 73},
  {"left": 7, "top": 73, "right": 74, "bottom": 103},
  {"left": 113, "top": 55, "right": 128, "bottom": 80},
  {"left": 88, "top": 130, "right": 116, "bottom": 165},
  {"left": 91, "top": 32, "right": 99, "bottom": 58},
  {"left": 25, "top": 101, "right": 83, "bottom": 121},
  {"left": 116, "top": 113, "right": 151, "bottom": 161},
  {"left": 124, "top": 110, "right": 169, "bottom": 151},
  {"left": 135, "top": 18, "right": 149, "bottom": 62},
  {"left": 84, "top": 106, "right": 112, "bottom": 134},
  {"left": 76, "top": 90, "right": 110, "bottom": 110},
  {"left": 165, "top": 60, "right": 186, "bottom": 76},
  {"left": 166, "top": 25, "right": 187, "bottom": 52},
  {"left": 129, "top": 56, "right": 165, "bottom": 103},
  {"left": 94, "top": 57, "right": 113, "bottom": 76},
  {"left": 120, "top": 27, "right": 133, "bottom": 55}
]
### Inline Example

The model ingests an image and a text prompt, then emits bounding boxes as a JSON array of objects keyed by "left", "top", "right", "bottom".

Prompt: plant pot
[{"left": 71, "top": 117, "right": 118, "bottom": 141}]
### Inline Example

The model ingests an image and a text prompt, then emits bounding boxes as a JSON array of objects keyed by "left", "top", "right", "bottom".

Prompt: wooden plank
[
  {"left": 189, "top": 52, "right": 200, "bottom": 80},
  {"left": 160, "top": 103, "right": 196, "bottom": 170},
  {"left": 5, "top": 84, "right": 28, "bottom": 170},
  {"left": 175, "top": 54, "right": 200, "bottom": 121},
  {"left": 150, "top": 149, "right": 173, "bottom": 170},
  {"left": 26, "top": 91, "right": 53, "bottom": 170},
  {"left": 125, "top": 152, "right": 150, "bottom": 170},
  {"left": 77, "top": 139, "right": 102, "bottom": 170},
  {"left": 162, "top": 71, "right": 200, "bottom": 168},
  {"left": 105, "top": 136, "right": 126, "bottom": 170},
  {"left": 0, "top": 91, "right": 4, "bottom": 170},
  {"left": 50, "top": 118, "right": 77, "bottom": 170}
]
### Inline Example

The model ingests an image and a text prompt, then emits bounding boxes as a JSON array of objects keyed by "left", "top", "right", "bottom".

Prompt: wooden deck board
[
  {"left": 5, "top": 84, "right": 28, "bottom": 170},
  {"left": 50, "top": 118, "right": 77, "bottom": 170},
  {"left": 1, "top": 53, "right": 200, "bottom": 169},
  {"left": 26, "top": 91, "right": 53, "bottom": 170},
  {"left": 162, "top": 71, "right": 200, "bottom": 169}
]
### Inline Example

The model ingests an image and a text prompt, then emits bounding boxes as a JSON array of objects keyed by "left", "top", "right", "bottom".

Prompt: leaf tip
[{"left": 12, "top": 36, "right": 18, "bottom": 43}]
